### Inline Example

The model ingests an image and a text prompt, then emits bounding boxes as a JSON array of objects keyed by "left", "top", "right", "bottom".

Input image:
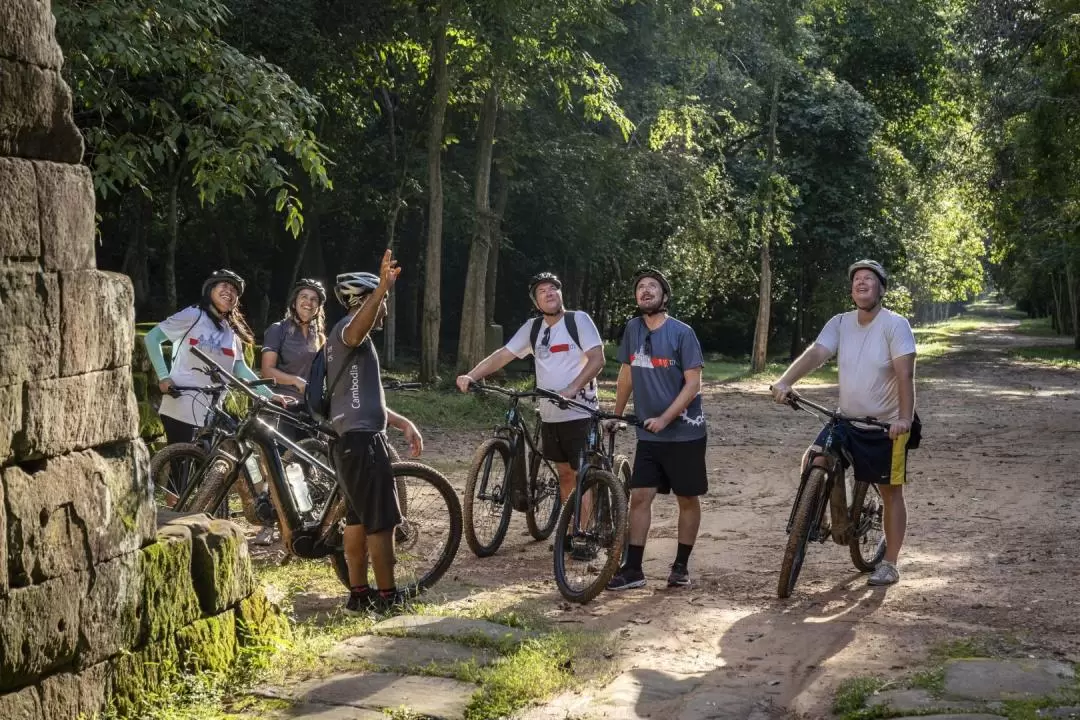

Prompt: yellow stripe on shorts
[{"left": 890, "top": 432, "right": 910, "bottom": 485}]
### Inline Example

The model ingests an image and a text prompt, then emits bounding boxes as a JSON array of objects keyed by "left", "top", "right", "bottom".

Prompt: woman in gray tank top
[{"left": 260, "top": 278, "right": 327, "bottom": 409}]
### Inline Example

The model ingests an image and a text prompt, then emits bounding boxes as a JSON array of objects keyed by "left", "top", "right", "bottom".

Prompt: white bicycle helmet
[{"left": 335, "top": 271, "right": 380, "bottom": 308}]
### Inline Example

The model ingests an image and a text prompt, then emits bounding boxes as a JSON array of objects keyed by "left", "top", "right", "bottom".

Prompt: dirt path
[{"left": 405, "top": 306, "right": 1080, "bottom": 719}]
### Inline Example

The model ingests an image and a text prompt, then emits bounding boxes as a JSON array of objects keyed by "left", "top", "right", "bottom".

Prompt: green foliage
[{"left": 55, "top": 0, "right": 331, "bottom": 237}]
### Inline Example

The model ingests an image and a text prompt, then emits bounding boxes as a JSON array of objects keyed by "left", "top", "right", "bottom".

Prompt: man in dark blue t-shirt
[{"left": 608, "top": 268, "right": 708, "bottom": 591}]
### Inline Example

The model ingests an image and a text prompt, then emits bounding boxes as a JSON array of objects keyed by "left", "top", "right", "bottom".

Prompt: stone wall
[{"left": 0, "top": 4, "right": 285, "bottom": 717}]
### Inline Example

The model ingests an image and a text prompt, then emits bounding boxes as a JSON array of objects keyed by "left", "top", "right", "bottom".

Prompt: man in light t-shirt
[
  {"left": 456, "top": 272, "right": 606, "bottom": 506},
  {"left": 771, "top": 259, "right": 917, "bottom": 586}
]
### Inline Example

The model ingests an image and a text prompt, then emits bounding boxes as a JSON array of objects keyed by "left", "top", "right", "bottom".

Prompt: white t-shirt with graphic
[
  {"left": 156, "top": 306, "right": 243, "bottom": 426},
  {"left": 814, "top": 308, "right": 916, "bottom": 422},
  {"left": 505, "top": 312, "right": 603, "bottom": 423}
]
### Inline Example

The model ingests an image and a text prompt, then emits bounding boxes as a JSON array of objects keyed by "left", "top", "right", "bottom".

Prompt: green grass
[
  {"left": 386, "top": 387, "right": 525, "bottom": 431},
  {"left": 833, "top": 676, "right": 889, "bottom": 716},
  {"left": 1015, "top": 315, "right": 1060, "bottom": 338},
  {"left": 1009, "top": 345, "right": 1080, "bottom": 368}
]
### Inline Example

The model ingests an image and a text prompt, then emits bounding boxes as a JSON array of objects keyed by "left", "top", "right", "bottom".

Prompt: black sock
[
  {"left": 676, "top": 543, "right": 693, "bottom": 567},
  {"left": 351, "top": 584, "right": 370, "bottom": 595},
  {"left": 379, "top": 587, "right": 397, "bottom": 598},
  {"left": 626, "top": 544, "right": 645, "bottom": 571}
]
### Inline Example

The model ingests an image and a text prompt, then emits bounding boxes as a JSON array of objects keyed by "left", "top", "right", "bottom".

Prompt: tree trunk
[
  {"left": 1067, "top": 264, "right": 1080, "bottom": 349},
  {"left": 751, "top": 75, "right": 781, "bottom": 373},
  {"left": 485, "top": 144, "right": 510, "bottom": 328},
  {"left": 457, "top": 83, "right": 499, "bottom": 372},
  {"left": 164, "top": 171, "right": 181, "bottom": 312},
  {"left": 381, "top": 87, "right": 406, "bottom": 369},
  {"left": 1051, "top": 273, "right": 1064, "bottom": 335},
  {"left": 420, "top": 0, "right": 451, "bottom": 382}
]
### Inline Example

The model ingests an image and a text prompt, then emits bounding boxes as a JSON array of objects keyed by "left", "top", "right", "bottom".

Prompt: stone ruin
[{"left": 0, "top": 2, "right": 284, "bottom": 717}]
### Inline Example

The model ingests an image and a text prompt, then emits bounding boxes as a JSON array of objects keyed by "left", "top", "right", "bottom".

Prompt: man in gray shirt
[
  {"left": 608, "top": 269, "right": 708, "bottom": 591},
  {"left": 328, "top": 251, "right": 423, "bottom": 614}
]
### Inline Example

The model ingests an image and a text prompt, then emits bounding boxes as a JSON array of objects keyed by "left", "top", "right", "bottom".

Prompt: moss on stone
[
  {"left": 137, "top": 400, "right": 163, "bottom": 442},
  {"left": 185, "top": 519, "right": 254, "bottom": 616},
  {"left": 132, "top": 372, "right": 148, "bottom": 401},
  {"left": 175, "top": 610, "right": 238, "bottom": 675},
  {"left": 236, "top": 587, "right": 292, "bottom": 649},
  {"left": 139, "top": 535, "right": 200, "bottom": 643},
  {"left": 109, "top": 637, "right": 180, "bottom": 718}
]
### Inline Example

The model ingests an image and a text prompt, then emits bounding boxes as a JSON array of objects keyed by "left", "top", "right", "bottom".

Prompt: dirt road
[{"left": 414, "top": 306, "right": 1080, "bottom": 719}]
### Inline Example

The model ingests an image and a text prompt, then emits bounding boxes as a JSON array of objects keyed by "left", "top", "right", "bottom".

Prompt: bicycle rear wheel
[
  {"left": 848, "top": 480, "right": 886, "bottom": 571},
  {"left": 553, "top": 468, "right": 627, "bottom": 604},
  {"left": 526, "top": 449, "right": 560, "bottom": 540},
  {"left": 463, "top": 438, "right": 513, "bottom": 556},
  {"left": 777, "top": 466, "right": 828, "bottom": 599},
  {"left": 331, "top": 462, "right": 462, "bottom": 594}
]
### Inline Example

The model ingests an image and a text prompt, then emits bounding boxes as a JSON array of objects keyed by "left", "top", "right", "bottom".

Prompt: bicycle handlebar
[
  {"left": 383, "top": 380, "right": 421, "bottom": 391},
  {"left": 778, "top": 389, "right": 891, "bottom": 430},
  {"left": 469, "top": 381, "right": 641, "bottom": 427},
  {"left": 166, "top": 376, "right": 275, "bottom": 398}
]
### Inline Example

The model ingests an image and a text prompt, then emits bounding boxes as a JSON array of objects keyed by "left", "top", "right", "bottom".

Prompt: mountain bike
[
  {"left": 461, "top": 385, "right": 562, "bottom": 556},
  {"left": 775, "top": 390, "right": 888, "bottom": 599},
  {"left": 166, "top": 347, "right": 462, "bottom": 595},
  {"left": 468, "top": 383, "right": 637, "bottom": 603}
]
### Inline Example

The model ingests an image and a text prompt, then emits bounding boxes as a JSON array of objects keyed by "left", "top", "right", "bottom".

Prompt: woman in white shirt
[{"left": 144, "top": 269, "right": 275, "bottom": 444}]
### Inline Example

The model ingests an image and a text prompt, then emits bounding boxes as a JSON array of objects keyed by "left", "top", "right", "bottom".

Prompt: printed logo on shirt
[
  {"left": 629, "top": 345, "right": 674, "bottom": 369},
  {"left": 188, "top": 329, "right": 234, "bottom": 357}
]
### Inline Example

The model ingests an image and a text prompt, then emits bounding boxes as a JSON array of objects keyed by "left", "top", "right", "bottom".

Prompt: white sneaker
[{"left": 868, "top": 560, "right": 899, "bottom": 586}]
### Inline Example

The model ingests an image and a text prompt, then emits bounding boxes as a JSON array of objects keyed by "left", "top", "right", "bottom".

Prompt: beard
[{"left": 637, "top": 296, "right": 664, "bottom": 314}]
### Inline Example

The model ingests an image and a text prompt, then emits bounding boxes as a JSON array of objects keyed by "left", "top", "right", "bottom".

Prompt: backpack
[
  {"left": 529, "top": 311, "right": 582, "bottom": 352},
  {"left": 304, "top": 343, "right": 361, "bottom": 427}
]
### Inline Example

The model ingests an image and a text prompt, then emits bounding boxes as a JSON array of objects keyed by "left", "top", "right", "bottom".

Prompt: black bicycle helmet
[
  {"left": 290, "top": 278, "right": 327, "bottom": 305},
  {"left": 528, "top": 272, "right": 562, "bottom": 301},
  {"left": 632, "top": 267, "right": 672, "bottom": 299},
  {"left": 848, "top": 259, "right": 888, "bottom": 289},
  {"left": 202, "top": 269, "right": 245, "bottom": 298}
]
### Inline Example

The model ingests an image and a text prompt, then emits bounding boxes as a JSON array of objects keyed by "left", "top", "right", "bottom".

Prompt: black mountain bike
[
  {"left": 164, "top": 347, "right": 462, "bottom": 595},
  {"left": 468, "top": 384, "right": 637, "bottom": 603},
  {"left": 775, "top": 390, "right": 888, "bottom": 599},
  {"left": 462, "top": 385, "right": 562, "bottom": 556}
]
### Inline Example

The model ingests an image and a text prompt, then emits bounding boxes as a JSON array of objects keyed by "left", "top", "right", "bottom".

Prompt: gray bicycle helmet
[
  {"left": 335, "top": 271, "right": 380, "bottom": 308},
  {"left": 848, "top": 259, "right": 888, "bottom": 289},
  {"left": 290, "top": 278, "right": 327, "bottom": 305}
]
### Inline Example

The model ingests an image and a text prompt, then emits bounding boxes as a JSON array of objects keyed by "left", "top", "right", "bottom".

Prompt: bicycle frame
[
  {"left": 187, "top": 347, "right": 349, "bottom": 559},
  {"left": 472, "top": 386, "right": 558, "bottom": 509}
]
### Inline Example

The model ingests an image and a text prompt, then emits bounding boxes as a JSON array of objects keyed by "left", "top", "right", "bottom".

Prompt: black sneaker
[
  {"left": 667, "top": 562, "right": 691, "bottom": 587},
  {"left": 344, "top": 587, "right": 376, "bottom": 615},
  {"left": 606, "top": 567, "right": 646, "bottom": 591},
  {"left": 370, "top": 589, "right": 410, "bottom": 615}
]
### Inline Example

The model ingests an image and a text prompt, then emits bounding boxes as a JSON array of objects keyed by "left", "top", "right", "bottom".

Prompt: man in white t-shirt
[
  {"left": 456, "top": 272, "right": 606, "bottom": 505},
  {"left": 771, "top": 260, "right": 917, "bottom": 586}
]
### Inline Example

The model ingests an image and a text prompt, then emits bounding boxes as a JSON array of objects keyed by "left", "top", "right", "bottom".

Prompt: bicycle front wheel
[
  {"left": 777, "top": 466, "right": 828, "bottom": 599},
  {"left": 613, "top": 454, "right": 632, "bottom": 496},
  {"left": 149, "top": 443, "right": 207, "bottom": 510},
  {"left": 848, "top": 481, "right": 886, "bottom": 571},
  {"left": 526, "top": 450, "right": 560, "bottom": 541},
  {"left": 553, "top": 468, "right": 627, "bottom": 604},
  {"left": 463, "top": 438, "right": 514, "bottom": 557}
]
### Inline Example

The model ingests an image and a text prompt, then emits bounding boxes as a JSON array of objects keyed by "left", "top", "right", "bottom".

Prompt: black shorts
[
  {"left": 814, "top": 424, "right": 910, "bottom": 486},
  {"left": 540, "top": 419, "right": 590, "bottom": 469},
  {"left": 629, "top": 437, "right": 708, "bottom": 497},
  {"left": 331, "top": 431, "right": 402, "bottom": 532}
]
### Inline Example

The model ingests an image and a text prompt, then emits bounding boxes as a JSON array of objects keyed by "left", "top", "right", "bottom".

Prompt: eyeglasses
[{"left": 541, "top": 326, "right": 551, "bottom": 348}]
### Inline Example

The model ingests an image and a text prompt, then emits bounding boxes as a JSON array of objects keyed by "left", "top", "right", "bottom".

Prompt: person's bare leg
[
  {"left": 878, "top": 485, "right": 906, "bottom": 563},
  {"left": 367, "top": 529, "right": 396, "bottom": 591},
  {"left": 344, "top": 524, "right": 369, "bottom": 587}
]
